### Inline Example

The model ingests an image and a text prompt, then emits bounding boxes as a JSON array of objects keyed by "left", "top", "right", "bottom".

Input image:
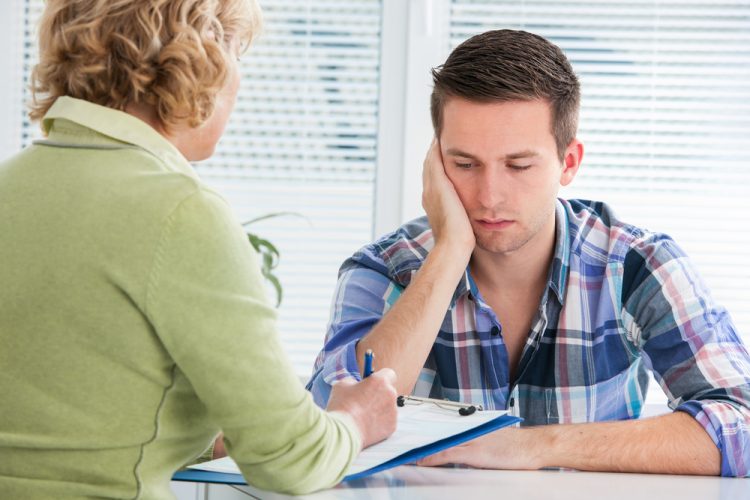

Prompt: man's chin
[
  {"left": 474, "top": 233, "right": 527, "bottom": 255},
  {"left": 474, "top": 240, "right": 515, "bottom": 255}
]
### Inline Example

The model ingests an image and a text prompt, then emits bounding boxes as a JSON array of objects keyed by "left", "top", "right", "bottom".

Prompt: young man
[{"left": 307, "top": 30, "right": 750, "bottom": 476}]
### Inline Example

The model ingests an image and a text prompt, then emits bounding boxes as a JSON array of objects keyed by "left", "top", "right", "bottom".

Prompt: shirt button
[{"left": 491, "top": 326, "right": 501, "bottom": 336}]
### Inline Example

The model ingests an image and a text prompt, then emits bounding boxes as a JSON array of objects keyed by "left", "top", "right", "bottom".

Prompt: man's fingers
[
  {"left": 417, "top": 449, "right": 456, "bottom": 467},
  {"left": 432, "top": 137, "right": 444, "bottom": 165},
  {"left": 424, "top": 137, "right": 438, "bottom": 162},
  {"left": 418, "top": 441, "right": 474, "bottom": 467},
  {"left": 423, "top": 138, "right": 438, "bottom": 184}
]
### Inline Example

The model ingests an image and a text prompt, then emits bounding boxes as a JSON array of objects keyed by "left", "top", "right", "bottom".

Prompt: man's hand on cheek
[{"left": 421, "top": 138, "right": 475, "bottom": 255}]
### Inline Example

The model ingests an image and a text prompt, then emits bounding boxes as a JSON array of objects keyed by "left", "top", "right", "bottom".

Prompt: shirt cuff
[
  {"left": 308, "top": 341, "right": 362, "bottom": 407},
  {"left": 676, "top": 399, "right": 750, "bottom": 477}
]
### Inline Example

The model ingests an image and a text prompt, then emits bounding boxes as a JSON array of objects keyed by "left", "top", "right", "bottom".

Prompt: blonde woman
[{"left": 0, "top": 0, "right": 397, "bottom": 498}]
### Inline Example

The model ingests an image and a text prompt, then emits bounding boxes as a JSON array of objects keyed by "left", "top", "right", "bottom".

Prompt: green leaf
[
  {"left": 242, "top": 212, "right": 306, "bottom": 308},
  {"left": 254, "top": 238, "right": 280, "bottom": 269},
  {"left": 266, "top": 274, "right": 283, "bottom": 308},
  {"left": 246, "top": 233, "right": 263, "bottom": 252}
]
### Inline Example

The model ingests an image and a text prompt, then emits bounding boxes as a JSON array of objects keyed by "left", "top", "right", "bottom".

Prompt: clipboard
[
  {"left": 175, "top": 400, "right": 522, "bottom": 484},
  {"left": 172, "top": 468, "right": 245, "bottom": 485},
  {"left": 343, "top": 406, "right": 521, "bottom": 481}
]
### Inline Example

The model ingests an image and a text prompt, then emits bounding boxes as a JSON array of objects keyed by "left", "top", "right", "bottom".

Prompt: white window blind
[
  {"left": 18, "top": 0, "right": 44, "bottom": 147},
  {"left": 16, "top": 0, "right": 383, "bottom": 376},
  {"left": 448, "top": 0, "right": 750, "bottom": 348},
  {"left": 199, "top": 0, "right": 382, "bottom": 375}
]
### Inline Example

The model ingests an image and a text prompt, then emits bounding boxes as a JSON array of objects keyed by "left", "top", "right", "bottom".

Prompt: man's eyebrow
[
  {"left": 505, "top": 150, "right": 540, "bottom": 160},
  {"left": 444, "top": 148, "right": 540, "bottom": 160},
  {"left": 445, "top": 148, "right": 479, "bottom": 160}
]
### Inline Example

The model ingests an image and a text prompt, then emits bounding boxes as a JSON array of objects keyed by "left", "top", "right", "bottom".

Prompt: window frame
[{"left": 0, "top": 0, "right": 26, "bottom": 158}]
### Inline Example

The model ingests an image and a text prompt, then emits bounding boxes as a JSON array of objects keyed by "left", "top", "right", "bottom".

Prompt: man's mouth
[{"left": 477, "top": 218, "right": 514, "bottom": 230}]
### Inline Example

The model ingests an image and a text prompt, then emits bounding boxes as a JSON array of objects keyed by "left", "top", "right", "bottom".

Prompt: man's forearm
[
  {"left": 355, "top": 243, "right": 469, "bottom": 395},
  {"left": 538, "top": 411, "right": 720, "bottom": 475}
]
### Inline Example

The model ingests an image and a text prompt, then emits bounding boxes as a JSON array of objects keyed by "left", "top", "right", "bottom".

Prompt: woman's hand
[
  {"left": 212, "top": 433, "right": 227, "bottom": 459},
  {"left": 326, "top": 369, "right": 399, "bottom": 449}
]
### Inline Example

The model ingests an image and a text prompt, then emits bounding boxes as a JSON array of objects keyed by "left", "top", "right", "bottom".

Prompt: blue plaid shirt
[{"left": 307, "top": 199, "right": 750, "bottom": 477}]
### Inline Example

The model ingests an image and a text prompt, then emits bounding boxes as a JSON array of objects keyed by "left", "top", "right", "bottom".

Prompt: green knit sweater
[{"left": 0, "top": 97, "right": 360, "bottom": 499}]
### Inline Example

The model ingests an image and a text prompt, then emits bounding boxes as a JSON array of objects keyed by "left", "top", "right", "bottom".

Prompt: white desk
[{"left": 192, "top": 466, "right": 748, "bottom": 500}]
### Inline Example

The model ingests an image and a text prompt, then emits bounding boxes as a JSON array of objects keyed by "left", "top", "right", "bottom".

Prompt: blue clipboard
[
  {"left": 172, "top": 413, "right": 522, "bottom": 485},
  {"left": 172, "top": 468, "right": 245, "bottom": 485},
  {"left": 343, "top": 413, "right": 521, "bottom": 481}
]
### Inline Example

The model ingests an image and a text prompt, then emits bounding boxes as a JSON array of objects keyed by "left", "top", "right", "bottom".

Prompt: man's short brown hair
[{"left": 430, "top": 29, "right": 580, "bottom": 161}]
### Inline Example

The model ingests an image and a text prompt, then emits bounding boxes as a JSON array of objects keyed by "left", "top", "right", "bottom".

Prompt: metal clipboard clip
[{"left": 396, "top": 395, "right": 483, "bottom": 416}]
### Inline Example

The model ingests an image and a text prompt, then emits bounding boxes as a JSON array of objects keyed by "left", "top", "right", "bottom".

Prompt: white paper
[{"left": 188, "top": 406, "right": 508, "bottom": 477}]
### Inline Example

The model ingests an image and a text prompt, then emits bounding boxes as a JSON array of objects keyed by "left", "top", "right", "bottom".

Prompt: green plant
[{"left": 242, "top": 212, "right": 306, "bottom": 307}]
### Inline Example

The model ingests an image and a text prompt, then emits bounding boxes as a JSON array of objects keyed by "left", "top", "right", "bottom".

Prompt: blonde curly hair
[{"left": 29, "top": 0, "right": 261, "bottom": 129}]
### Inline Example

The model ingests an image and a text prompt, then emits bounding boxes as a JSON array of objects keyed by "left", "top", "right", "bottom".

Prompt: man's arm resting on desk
[{"left": 419, "top": 411, "right": 720, "bottom": 476}]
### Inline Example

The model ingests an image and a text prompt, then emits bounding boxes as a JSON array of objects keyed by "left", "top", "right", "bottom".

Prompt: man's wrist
[
  {"left": 429, "top": 239, "right": 473, "bottom": 273},
  {"left": 530, "top": 425, "right": 560, "bottom": 469}
]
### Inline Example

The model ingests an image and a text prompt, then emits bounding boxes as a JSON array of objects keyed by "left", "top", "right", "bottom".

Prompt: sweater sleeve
[{"left": 144, "top": 188, "right": 361, "bottom": 494}]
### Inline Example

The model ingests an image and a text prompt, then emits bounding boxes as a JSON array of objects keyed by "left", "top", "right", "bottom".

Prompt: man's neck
[{"left": 469, "top": 215, "right": 557, "bottom": 298}]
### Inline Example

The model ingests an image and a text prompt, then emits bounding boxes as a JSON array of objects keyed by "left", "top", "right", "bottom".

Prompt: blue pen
[{"left": 363, "top": 349, "right": 374, "bottom": 378}]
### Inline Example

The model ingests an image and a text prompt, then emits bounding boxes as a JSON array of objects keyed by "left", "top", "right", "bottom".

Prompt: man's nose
[{"left": 476, "top": 167, "right": 508, "bottom": 208}]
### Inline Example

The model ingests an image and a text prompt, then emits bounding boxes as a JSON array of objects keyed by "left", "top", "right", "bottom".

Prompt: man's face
[{"left": 439, "top": 97, "right": 579, "bottom": 256}]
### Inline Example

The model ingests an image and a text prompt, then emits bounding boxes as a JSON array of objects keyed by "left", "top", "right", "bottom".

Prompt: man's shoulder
[
  {"left": 563, "top": 198, "right": 674, "bottom": 264},
  {"left": 341, "top": 216, "right": 434, "bottom": 286}
]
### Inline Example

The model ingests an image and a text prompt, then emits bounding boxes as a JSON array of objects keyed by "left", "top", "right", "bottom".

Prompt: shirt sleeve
[
  {"left": 306, "top": 261, "right": 402, "bottom": 407},
  {"left": 144, "top": 188, "right": 361, "bottom": 494},
  {"left": 621, "top": 234, "right": 750, "bottom": 477}
]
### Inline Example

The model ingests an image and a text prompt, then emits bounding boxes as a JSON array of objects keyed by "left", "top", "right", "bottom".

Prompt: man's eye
[
  {"left": 509, "top": 164, "right": 531, "bottom": 171},
  {"left": 456, "top": 162, "right": 473, "bottom": 169}
]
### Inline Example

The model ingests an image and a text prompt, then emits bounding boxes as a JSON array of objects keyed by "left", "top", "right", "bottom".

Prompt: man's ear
[{"left": 560, "top": 139, "right": 584, "bottom": 187}]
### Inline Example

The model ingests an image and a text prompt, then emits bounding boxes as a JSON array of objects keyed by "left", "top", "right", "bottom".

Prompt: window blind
[
  {"left": 18, "top": 0, "right": 383, "bottom": 376},
  {"left": 449, "top": 0, "right": 750, "bottom": 344},
  {"left": 19, "top": 0, "right": 44, "bottom": 146},
  {"left": 197, "top": 0, "right": 382, "bottom": 375}
]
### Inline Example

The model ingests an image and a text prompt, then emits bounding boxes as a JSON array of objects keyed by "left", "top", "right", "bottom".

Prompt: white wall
[{"left": 0, "top": 0, "right": 25, "bottom": 160}]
